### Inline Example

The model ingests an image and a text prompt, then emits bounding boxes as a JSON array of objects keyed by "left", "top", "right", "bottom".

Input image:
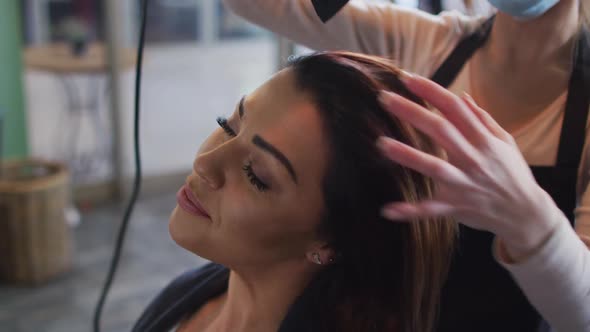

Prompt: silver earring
[{"left": 312, "top": 252, "right": 323, "bottom": 265}]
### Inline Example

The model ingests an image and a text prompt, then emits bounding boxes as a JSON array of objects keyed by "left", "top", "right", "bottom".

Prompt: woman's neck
[
  {"left": 486, "top": 0, "right": 579, "bottom": 70},
  {"left": 205, "top": 262, "right": 317, "bottom": 332}
]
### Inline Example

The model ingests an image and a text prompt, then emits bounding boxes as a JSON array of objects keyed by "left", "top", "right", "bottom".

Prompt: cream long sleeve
[
  {"left": 495, "top": 218, "right": 590, "bottom": 332},
  {"left": 222, "top": 0, "right": 484, "bottom": 75}
]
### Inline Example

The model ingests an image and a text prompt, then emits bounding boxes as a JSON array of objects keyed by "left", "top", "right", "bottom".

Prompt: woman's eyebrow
[
  {"left": 252, "top": 135, "right": 298, "bottom": 184},
  {"left": 239, "top": 96, "right": 245, "bottom": 118}
]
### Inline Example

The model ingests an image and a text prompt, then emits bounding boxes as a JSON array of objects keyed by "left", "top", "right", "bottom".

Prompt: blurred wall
[{"left": 0, "top": 0, "right": 28, "bottom": 159}]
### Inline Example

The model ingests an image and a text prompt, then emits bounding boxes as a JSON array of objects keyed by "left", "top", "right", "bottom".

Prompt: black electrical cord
[{"left": 93, "top": 0, "right": 148, "bottom": 331}]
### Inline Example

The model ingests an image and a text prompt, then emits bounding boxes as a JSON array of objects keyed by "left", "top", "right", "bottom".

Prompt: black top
[
  {"left": 132, "top": 263, "right": 320, "bottom": 332},
  {"left": 432, "top": 17, "right": 590, "bottom": 332}
]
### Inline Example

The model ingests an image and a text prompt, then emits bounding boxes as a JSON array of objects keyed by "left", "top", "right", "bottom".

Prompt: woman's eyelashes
[
  {"left": 243, "top": 162, "right": 269, "bottom": 192},
  {"left": 216, "top": 117, "right": 269, "bottom": 192},
  {"left": 216, "top": 117, "right": 236, "bottom": 137}
]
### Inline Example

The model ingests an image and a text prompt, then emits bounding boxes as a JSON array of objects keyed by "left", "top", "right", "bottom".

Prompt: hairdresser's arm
[
  {"left": 494, "top": 221, "right": 590, "bottom": 332},
  {"left": 377, "top": 73, "right": 590, "bottom": 332},
  {"left": 222, "top": 0, "right": 472, "bottom": 74}
]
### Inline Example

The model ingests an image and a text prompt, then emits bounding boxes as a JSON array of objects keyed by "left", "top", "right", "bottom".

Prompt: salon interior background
[{"left": 0, "top": 1, "right": 492, "bottom": 332}]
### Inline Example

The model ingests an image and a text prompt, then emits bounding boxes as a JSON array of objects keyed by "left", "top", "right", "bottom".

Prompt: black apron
[{"left": 431, "top": 17, "right": 590, "bottom": 332}]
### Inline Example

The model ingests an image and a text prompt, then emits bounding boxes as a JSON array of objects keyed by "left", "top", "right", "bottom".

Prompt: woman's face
[{"left": 169, "top": 69, "right": 330, "bottom": 269}]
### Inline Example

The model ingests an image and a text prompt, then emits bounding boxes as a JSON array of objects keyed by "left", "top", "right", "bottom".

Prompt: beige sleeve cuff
[{"left": 493, "top": 220, "right": 590, "bottom": 332}]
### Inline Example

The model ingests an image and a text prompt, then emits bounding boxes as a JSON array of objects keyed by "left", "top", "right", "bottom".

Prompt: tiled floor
[{"left": 0, "top": 192, "right": 208, "bottom": 332}]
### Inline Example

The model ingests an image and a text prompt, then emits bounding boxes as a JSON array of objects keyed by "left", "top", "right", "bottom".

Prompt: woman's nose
[{"left": 193, "top": 150, "right": 225, "bottom": 190}]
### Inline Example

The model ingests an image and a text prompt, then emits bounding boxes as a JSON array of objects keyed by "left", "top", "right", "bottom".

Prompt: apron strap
[
  {"left": 556, "top": 31, "right": 590, "bottom": 167},
  {"left": 431, "top": 16, "right": 494, "bottom": 88},
  {"left": 432, "top": 18, "right": 590, "bottom": 169}
]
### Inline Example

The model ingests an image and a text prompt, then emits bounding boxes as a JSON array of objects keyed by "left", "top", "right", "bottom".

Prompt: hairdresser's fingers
[
  {"left": 381, "top": 200, "right": 455, "bottom": 221},
  {"left": 377, "top": 136, "right": 469, "bottom": 186},
  {"left": 379, "top": 90, "right": 479, "bottom": 164},
  {"left": 462, "top": 93, "right": 515, "bottom": 145},
  {"left": 400, "top": 73, "right": 489, "bottom": 145}
]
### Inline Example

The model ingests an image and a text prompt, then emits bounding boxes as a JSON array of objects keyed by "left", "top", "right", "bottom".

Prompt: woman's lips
[{"left": 176, "top": 184, "right": 211, "bottom": 219}]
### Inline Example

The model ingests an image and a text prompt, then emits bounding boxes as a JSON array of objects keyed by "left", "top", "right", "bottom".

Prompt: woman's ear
[{"left": 306, "top": 244, "right": 336, "bottom": 265}]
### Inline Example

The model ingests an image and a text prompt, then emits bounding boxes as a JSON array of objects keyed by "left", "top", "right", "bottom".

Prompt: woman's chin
[
  {"left": 169, "top": 205, "right": 209, "bottom": 255},
  {"left": 169, "top": 206, "right": 227, "bottom": 266}
]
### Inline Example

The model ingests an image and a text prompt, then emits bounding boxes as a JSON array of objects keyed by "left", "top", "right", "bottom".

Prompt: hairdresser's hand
[{"left": 377, "top": 73, "right": 564, "bottom": 261}]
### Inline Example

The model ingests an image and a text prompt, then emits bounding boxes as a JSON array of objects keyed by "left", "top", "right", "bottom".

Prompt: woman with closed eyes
[{"left": 131, "top": 51, "right": 456, "bottom": 332}]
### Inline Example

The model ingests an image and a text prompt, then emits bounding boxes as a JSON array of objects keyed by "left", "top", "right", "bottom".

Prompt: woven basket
[{"left": 0, "top": 159, "right": 72, "bottom": 284}]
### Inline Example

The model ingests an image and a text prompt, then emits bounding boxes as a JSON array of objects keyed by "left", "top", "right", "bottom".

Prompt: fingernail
[
  {"left": 462, "top": 91, "right": 475, "bottom": 103},
  {"left": 378, "top": 90, "right": 394, "bottom": 106},
  {"left": 376, "top": 136, "right": 388, "bottom": 150},
  {"left": 399, "top": 70, "right": 414, "bottom": 84},
  {"left": 376, "top": 136, "right": 398, "bottom": 153},
  {"left": 381, "top": 206, "right": 404, "bottom": 220}
]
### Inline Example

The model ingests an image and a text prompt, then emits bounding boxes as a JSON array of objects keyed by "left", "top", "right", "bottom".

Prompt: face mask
[{"left": 488, "top": 0, "right": 560, "bottom": 20}]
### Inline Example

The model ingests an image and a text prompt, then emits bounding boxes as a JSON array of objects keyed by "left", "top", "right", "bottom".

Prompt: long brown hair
[{"left": 289, "top": 52, "right": 456, "bottom": 332}]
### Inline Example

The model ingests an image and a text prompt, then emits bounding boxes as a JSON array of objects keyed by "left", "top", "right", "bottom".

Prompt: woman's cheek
[{"left": 224, "top": 190, "right": 268, "bottom": 230}]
